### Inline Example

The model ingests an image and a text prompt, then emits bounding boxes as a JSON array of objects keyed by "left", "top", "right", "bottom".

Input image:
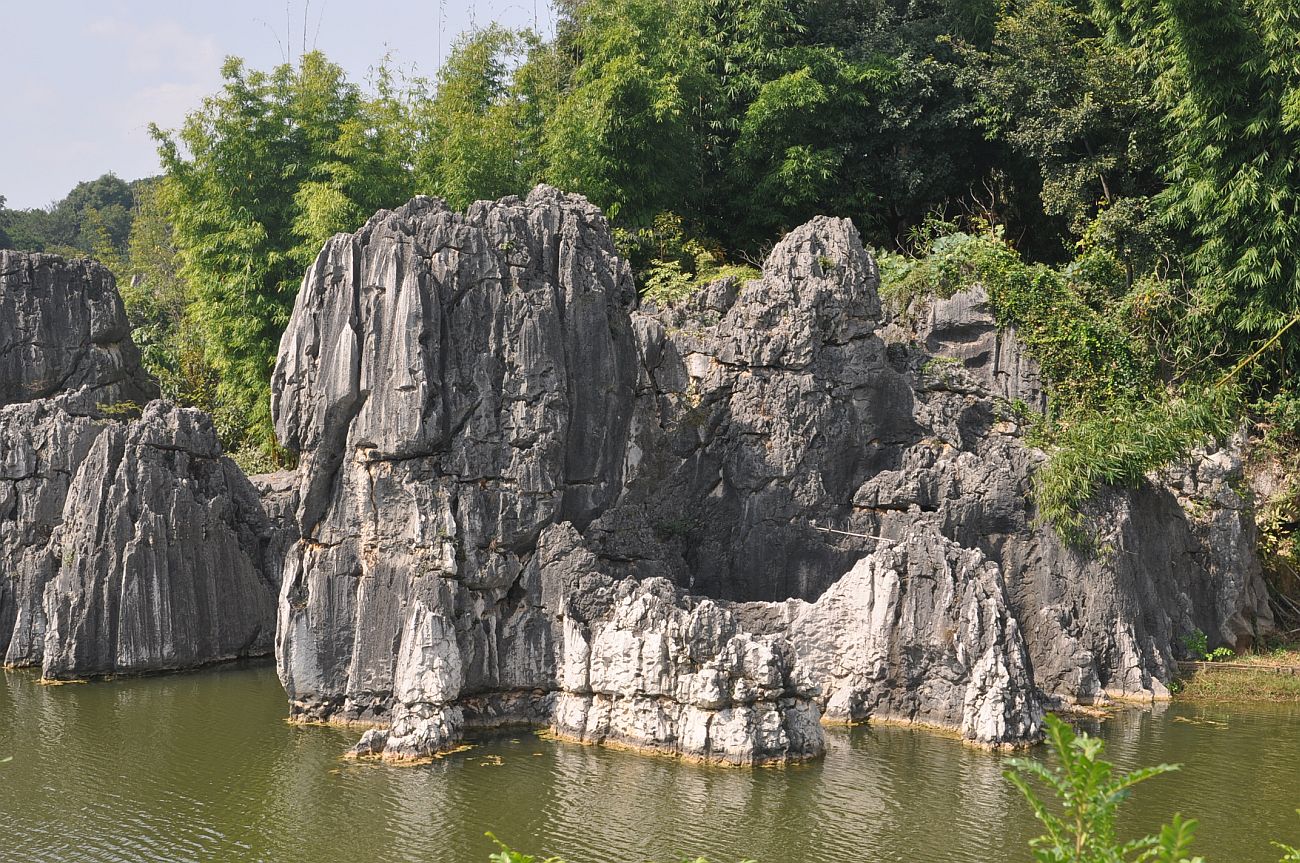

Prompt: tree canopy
[{"left": 0, "top": 173, "right": 137, "bottom": 259}]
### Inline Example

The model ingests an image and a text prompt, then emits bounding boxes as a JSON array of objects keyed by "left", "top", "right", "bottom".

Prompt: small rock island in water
[{"left": 0, "top": 188, "right": 1272, "bottom": 767}]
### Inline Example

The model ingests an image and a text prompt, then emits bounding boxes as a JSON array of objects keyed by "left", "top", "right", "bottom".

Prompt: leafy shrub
[
  {"left": 1031, "top": 384, "right": 1238, "bottom": 544},
  {"left": 1182, "top": 629, "right": 1210, "bottom": 661},
  {"left": 1179, "top": 629, "right": 1236, "bottom": 663},
  {"left": 880, "top": 220, "right": 1241, "bottom": 544},
  {"left": 1005, "top": 713, "right": 1198, "bottom": 862},
  {"left": 1278, "top": 821, "right": 1300, "bottom": 863},
  {"left": 880, "top": 221, "right": 1152, "bottom": 413},
  {"left": 621, "top": 212, "right": 760, "bottom": 307},
  {"left": 95, "top": 400, "right": 143, "bottom": 419},
  {"left": 488, "top": 833, "right": 560, "bottom": 863}
]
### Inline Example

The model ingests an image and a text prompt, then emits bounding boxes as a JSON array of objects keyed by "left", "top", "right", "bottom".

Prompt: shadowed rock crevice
[{"left": 272, "top": 188, "right": 1270, "bottom": 765}]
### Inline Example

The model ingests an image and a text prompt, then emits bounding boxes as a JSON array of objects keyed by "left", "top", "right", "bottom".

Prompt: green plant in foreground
[
  {"left": 1277, "top": 816, "right": 1300, "bottom": 862},
  {"left": 488, "top": 734, "right": 1300, "bottom": 863},
  {"left": 487, "top": 833, "right": 560, "bottom": 863},
  {"left": 1008, "top": 715, "right": 1300, "bottom": 861},
  {"left": 1006, "top": 714, "right": 1199, "bottom": 863}
]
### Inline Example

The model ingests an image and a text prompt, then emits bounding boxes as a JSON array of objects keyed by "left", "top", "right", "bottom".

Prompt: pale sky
[{"left": 1, "top": 1, "right": 553, "bottom": 209}]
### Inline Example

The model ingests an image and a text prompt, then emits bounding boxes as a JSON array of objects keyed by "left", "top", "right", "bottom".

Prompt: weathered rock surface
[
  {"left": 41, "top": 402, "right": 278, "bottom": 678},
  {"left": 542, "top": 525, "right": 824, "bottom": 764},
  {"left": 0, "top": 251, "right": 156, "bottom": 413},
  {"left": 274, "top": 187, "right": 635, "bottom": 755},
  {"left": 904, "top": 285, "right": 1047, "bottom": 412},
  {"left": 273, "top": 188, "right": 1270, "bottom": 764},
  {"left": 0, "top": 399, "right": 105, "bottom": 666},
  {"left": 250, "top": 470, "right": 301, "bottom": 591},
  {"left": 781, "top": 525, "right": 1041, "bottom": 745},
  {"left": 0, "top": 251, "right": 280, "bottom": 678},
  {"left": 997, "top": 433, "right": 1271, "bottom": 703}
]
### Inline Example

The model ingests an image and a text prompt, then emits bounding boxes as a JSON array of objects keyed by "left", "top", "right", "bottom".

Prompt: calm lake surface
[{"left": 2, "top": 662, "right": 1297, "bottom": 863}]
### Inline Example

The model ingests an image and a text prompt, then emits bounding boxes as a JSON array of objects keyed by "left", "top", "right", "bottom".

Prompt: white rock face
[
  {"left": 786, "top": 528, "right": 1040, "bottom": 746},
  {"left": 549, "top": 556, "right": 823, "bottom": 764}
]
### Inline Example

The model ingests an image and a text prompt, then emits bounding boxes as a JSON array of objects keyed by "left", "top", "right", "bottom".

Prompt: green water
[{"left": 1, "top": 663, "right": 1297, "bottom": 863}]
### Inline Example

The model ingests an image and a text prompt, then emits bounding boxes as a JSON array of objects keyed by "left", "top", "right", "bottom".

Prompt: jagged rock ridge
[
  {"left": 272, "top": 187, "right": 1270, "bottom": 764},
  {"left": 41, "top": 402, "right": 280, "bottom": 678},
  {"left": 0, "top": 252, "right": 281, "bottom": 678}
]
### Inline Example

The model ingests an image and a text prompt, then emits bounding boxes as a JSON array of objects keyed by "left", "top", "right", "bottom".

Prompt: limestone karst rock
[
  {"left": 0, "top": 399, "right": 105, "bottom": 666},
  {"left": 272, "top": 188, "right": 1270, "bottom": 764},
  {"left": 0, "top": 251, "right": 280, "bottom": 678},
  {"left": 0, "top": 251, "right": 156, "bottom": 413},
  {"left": 249, "top": 470, "right": 300, "bottom": 593},
  {"left": 782, "top": 525, "right": 1041, "bottom": 744},
  {"left": 907, "top": 284, "right": 1047, "bottom": 412},
  {"left": 41, "top": 402, "right": 279, "bottom": 679},
  {"left": 273, "top": 187, "right": 639, "bottom": 754},
  {"left": 542, "top": 523, "right": 825, "bottom": 764}
]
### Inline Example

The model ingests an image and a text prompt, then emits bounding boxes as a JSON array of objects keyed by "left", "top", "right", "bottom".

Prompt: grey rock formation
[
  {"left": 0, "top": 251, "right": 280, "bottom": 678},
  {"left": 273, "top": 189, "right": 1270, "bottom": 764},
  {"left": 273, "top": 187, "right": 636, "bottom": 744},
  {"left": 250, "top": 470, "right": 300, "bottom": 591},
  {"left": 0, "top": 399, "right": 104, "bottom": 666},
  {"left": 543, "top": 525, "right": 824, "bottom": 765},
  {"left": 0, "top": 251, "right": 156, "bottom": 413},
  {"left": 41, "top": 402, "right": 278, "bottom": 678},
  {"left": 901, "top": 285, "right": 1047, "bottom": 412},
  {"left": 995, "top": 433, "right": 1271, "bottom": 703},
  {"left": 782, "top": 525, "right": 1041, "bottom": 745}
]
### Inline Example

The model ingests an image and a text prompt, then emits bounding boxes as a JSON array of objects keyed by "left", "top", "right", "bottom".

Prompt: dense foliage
[
  {"left": 150, "top": 53, "right": 413, "bottom": 455},
  {"left": 3, "top": 0, "right": 1298, "bottom": 547},
  {"left": 0, "top": 174, "right": 138, "bottom": 259}
]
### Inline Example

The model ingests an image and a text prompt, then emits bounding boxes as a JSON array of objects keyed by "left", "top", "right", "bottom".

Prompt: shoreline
[{"left": 1173, "top": 646, "right": 1300, "bottom": 703}]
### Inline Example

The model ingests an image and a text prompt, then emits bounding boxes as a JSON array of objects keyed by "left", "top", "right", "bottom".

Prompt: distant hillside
[{"left": 0, "top": 173, "right": 153, "bottom": 260}]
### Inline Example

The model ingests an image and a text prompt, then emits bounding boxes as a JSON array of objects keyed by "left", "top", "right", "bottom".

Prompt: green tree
[
  {"left": 60, "top": 173, "right": 135, "bottom": 254},
  {"left": 293, "top": 60, "right": 417, "bottom": 258},
  {"left": 541, "top": 0, "right": 701, "bottom": 225},
  {"left": 0, "top": 174, "right": 135, "bottom": 257},
  {"left": 963, "top": 0, "right": 1162, "bottom": 240},
  {"left": 0, "top": 207, "right": 54, "bottom": 253},
  {"left": 711, "top": 2, "right": 898, "bottom": 244},
  {"left": 154, "top": 52, "right": 409, "bottom": 454},
  {"left": 409, "top": 26, "right": 549, "bottom": 209},
  {"left": 0, "top": 195, "right": 11, "bottom": 249},
  {"left": 1094, "top": 0, "right": 1300, "bottom": 401},
  {"left": 113, "top": 180, "right": 219, "bottom": 417}
]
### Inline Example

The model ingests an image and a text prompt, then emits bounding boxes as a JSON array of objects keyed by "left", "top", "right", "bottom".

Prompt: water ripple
[{"left": 3, "top": 667, "right": 1297, "bottom": 863}]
